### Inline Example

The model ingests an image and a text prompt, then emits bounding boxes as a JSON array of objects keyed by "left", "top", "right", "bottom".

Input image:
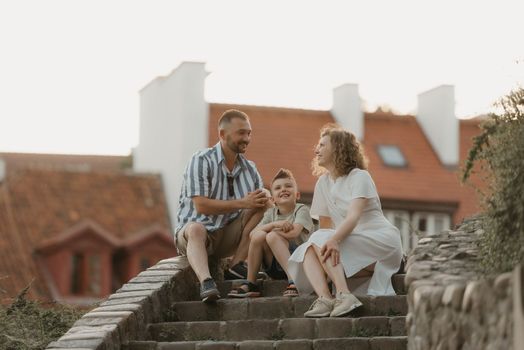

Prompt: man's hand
[
  {"left": 321, "top": 238, "right": 340, "bottom": 266},
  {"left": 261, "top": 188, "right": 275, "bottom": 209},
  {"left": 243, "top": 189, "right": 269, "bottom": 209}
]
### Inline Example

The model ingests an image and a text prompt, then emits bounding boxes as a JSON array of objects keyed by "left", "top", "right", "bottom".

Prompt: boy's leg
[
  {"left": 246, "top": 230, "right": 271, "bottom": 282},
  {"left": 266, "top": 231, "right": 292, "bottom": 278}
]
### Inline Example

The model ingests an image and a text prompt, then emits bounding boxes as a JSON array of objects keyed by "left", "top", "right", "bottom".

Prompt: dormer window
[{"left": 377, "top": 145, "right": 407, "bottom": 167}]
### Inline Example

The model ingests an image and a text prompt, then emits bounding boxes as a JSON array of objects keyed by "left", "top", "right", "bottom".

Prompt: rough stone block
[
  {"left": 195, "top": 341, "right": 236, "bottom": 350},
  {"left": 315, "top": 318, "right": 353, "bottom": 338},
  {"left": 224, "top": 319, "right": 279, "bottom": 341},
  {"left": 369, "top": 336, "right": 407, "bottom": 350},
  {"left": 389, "top": 316, "right": 406, "bottom": 336},
  {"left": 237, "top": 340, "right": 275, "bottom": 350},
  {"left": 313, "top": 337, "right": 369, "bottom": 350},
  {"left": 279, "top": 318, "right": 316, "bottom": 339},
  {"left": 274, "top": 339, "right": 312, "bottom": 350},
  {"left": 248, "top": 297, "right": 293, "bottom": 319},
  {"left": 158, "top": 341, "right": 198, "bottom": 350},
  {"left": 354, "top": 316, "right": 389, "bottom": 336}
]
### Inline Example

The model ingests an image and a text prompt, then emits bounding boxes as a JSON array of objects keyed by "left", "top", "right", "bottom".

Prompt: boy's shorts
[
  {"left": 263, "top": 241, "right": 298, "bottom": 280},
  {"left": 175, "top": 211, "right": 248, "bottom": 258}
]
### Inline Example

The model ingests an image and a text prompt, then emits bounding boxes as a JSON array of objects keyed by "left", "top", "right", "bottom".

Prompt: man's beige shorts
[{"left": 175, "top": 211, "right": 248, "bottom": 258}]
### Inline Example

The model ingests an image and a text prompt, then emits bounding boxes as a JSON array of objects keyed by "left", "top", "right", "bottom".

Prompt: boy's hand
[{"left": 281, "top": 221, "right": 293, "bottom": 232}]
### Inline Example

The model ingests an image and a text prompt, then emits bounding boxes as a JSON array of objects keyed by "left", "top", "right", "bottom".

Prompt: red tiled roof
[
  {"left": 0, "top": 169, "right": 171, "bottom": 302},
  {"left": 0, "top": 152, "right": 128, "bottom": 174},
  {"left": 209, "top": 103, "right": 483, "bottom": 224}
]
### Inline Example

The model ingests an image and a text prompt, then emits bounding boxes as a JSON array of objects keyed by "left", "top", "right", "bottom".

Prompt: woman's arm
[{"left": 321, "top": 197, "right": 367, "bottom": 266}]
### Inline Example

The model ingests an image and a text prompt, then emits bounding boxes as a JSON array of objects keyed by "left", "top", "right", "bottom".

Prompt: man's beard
[{"left": 227, "top": 137, "right": 248, "bottom": 154}]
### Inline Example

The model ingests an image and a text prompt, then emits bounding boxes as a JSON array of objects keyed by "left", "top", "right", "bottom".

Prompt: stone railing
[
  {"left": 406, "top": 217, "right": 521, "bottom": 350},
  {"left": 46, "top": 256, "right": 198, "bottom": 350}
]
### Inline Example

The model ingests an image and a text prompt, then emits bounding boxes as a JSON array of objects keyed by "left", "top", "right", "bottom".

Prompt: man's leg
[
  {"left": 185, "top": 222, "right": 212, "bottom": 283},
  {"left": 230, "top": 208, "right": 265, "bottom": 266}
]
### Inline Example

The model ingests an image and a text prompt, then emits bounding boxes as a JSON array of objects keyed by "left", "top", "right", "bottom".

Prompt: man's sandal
[
  {"left": 283, "top": 282, "right": 299, "bottom": 297},
  {"left": 227, "top": 281, "right": 261, "bottom": 298}
]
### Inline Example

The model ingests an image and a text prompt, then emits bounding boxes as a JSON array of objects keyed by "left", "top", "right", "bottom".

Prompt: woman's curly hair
[{"left": 312, "top": 123, "right": 368, "bottom": 177}]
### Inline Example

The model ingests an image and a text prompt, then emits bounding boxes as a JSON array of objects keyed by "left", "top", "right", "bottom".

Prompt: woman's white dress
[{"left": 288, "top": 168, "right": 403, "bottom": 296}]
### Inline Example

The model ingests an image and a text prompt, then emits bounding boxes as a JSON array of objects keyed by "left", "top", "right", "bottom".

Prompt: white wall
[
  {"left": 331, "top": 84, "right": 363, "bottom": 140},
  {"left": 0, "top": 158, "right": 5, "bottom": 182},
  {"left": 417, "top": 85, "right": 458, "bottom": 166},
  {"left": 134, "top": 62, "right": 209, "bottom": 230}
]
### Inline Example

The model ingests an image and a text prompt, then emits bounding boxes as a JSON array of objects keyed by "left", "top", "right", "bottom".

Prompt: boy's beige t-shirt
[{"left": 257, "top": 203, "right": 315, "bottom": 245}]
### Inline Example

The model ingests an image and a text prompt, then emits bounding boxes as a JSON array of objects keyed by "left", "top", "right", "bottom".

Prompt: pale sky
[{"left": 0, "top": 0, "right": 522, "bottom": 155}]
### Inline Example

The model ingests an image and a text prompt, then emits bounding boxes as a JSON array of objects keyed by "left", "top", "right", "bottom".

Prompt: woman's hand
[{"left": 321, "top": 238, "right": 340, "bottom": 266}]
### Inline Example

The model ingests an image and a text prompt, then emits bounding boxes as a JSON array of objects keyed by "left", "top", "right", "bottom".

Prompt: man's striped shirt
[{"left": 175, "top": 142, "right": 264, "bottom": 235}]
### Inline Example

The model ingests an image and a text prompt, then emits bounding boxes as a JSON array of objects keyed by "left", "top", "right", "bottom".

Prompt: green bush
[
  {"left": 463, "top": 88, "right": 524, "bottom": 274},
  {"left": 0, "top": 286, "right": 85, "bottom": 350}
]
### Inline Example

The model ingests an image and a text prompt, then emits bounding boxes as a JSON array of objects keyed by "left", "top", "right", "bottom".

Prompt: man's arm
[{"left": 192, "top": 189, "right": 269, "bottom": 216}]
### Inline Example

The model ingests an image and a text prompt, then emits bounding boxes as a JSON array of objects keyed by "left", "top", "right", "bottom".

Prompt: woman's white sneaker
[
  {"left": 304, "top": 296, "right": 335, "bottom": 318},
  {"left": 330, "top": 292, "right": 363, "bottom": 317}
]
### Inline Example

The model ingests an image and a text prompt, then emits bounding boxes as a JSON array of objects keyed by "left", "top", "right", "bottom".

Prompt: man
[{"left": 175, "top": 109, "right": 269, "bottom": 302}]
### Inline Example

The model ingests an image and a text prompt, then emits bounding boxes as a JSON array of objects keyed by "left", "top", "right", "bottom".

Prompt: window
[
  {"left": 412, "top": 212, "right": 451, "bottom": 236},
  {"left": 88, "top": 255, "right": 101, "bottom": 295},
  {"left": 384, "top": 210, "right": 452, "bottom": 253},
  {"left": 377, "top": 145, "right": 407, "bottom": 167},
  {"left": 70, "top": 252, "right": 102, "bottom": 296},
  {"left": 71, "top": 253, "right": 84, "bottom": 294},
  {"left": 384, "top": 210, "right": 414, "bottom": 252}
]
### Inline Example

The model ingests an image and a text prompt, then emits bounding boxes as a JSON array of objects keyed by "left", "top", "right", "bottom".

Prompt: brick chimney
[
  {"left": 417, "top": 85, "right": 458, "bottom": 167},
  {"left": 134, "top": 62, "right": 209, "bottom": 228},
  {"left": 331, "top": 84, "right": 364, "bottom": 140}
]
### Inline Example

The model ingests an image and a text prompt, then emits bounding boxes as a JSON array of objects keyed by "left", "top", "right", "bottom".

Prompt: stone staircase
[{"left": 123, "top": 275, "right": 407, "bottom": 350}]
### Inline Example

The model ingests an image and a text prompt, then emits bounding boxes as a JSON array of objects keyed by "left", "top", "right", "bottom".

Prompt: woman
[{"left": 288, "top": 124, "right": 403, "bottom": 318}]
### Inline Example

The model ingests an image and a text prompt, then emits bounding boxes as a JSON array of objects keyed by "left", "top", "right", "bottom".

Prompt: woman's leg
[
  {"left": 303, "top": 245, "right": 332, "bottom": 298},
  {"left": 312, "top": 245, "right": 350, "bottom": 294}
]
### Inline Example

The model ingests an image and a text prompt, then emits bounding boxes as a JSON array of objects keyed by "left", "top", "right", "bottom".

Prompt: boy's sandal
[
  {"left": 227, "top": 282, "right": 261, "bottom": 298},
  {"left": 283, "top": 283, "right": 299, "bottom": 297}
]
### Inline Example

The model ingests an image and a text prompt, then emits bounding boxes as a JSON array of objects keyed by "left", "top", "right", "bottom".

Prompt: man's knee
[{"left": 185, "top": 223, "right": 207, "bottom": 242}]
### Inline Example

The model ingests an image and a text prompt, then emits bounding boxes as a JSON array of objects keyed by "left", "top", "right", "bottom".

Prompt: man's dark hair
[
  {"left": 218, "top": 109, "right": 250, "bottom": 129},
  {"left": 271, "top": 168, "right": 296, "bottom": 186}
]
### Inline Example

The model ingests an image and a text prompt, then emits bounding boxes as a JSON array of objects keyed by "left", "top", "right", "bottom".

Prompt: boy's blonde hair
[{"left": 270, "top": 168, "right": 297, "bottom": 188}]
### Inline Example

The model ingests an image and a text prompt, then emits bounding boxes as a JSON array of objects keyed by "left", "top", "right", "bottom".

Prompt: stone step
[
  {"left": 125, "top": 336, "right": 407, "bottom": 350},
  {"left": 217, "top": 274, "right": 407, "bottom": 298},
  {"left": 167, "top": 295, "right": 407, "bottom": 322},
  {"left": 148, "top": 316, "right": 406, "bottom": 342}
]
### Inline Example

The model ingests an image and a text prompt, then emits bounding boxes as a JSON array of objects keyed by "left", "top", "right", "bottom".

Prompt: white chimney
[
  {"left": 417, "top": 85, "right": 458, "bottom": 167},
  {"left": 0, "top": 159, "right": 5, "bottom": 182},
  {"left": 134, "top": 62, "right": 209, "bottom": 229},
  {"left": 331, "top": 84, "right": 364, "bottom": 140}
]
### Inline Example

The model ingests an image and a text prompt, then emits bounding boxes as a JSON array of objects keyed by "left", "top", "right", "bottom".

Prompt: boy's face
[{"left": 271, "top": 178, "right": 300, "bottom": 206}]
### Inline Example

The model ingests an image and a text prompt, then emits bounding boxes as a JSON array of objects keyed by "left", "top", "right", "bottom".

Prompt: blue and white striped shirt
[{"left": 175, "top": 142, "right": 264, "bottom": 234}]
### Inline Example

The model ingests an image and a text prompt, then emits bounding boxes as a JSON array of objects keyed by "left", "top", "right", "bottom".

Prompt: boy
[{"left": 228, "top": 168, "right": 314, "bottom": 298}]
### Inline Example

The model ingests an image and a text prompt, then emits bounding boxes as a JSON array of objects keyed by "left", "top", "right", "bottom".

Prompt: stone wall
[
  {"left": 405, "top": 217, "right": 515, "bottom": 350},
  {"left": 46, "top": 256, "right": 199, "bottom": 350}
]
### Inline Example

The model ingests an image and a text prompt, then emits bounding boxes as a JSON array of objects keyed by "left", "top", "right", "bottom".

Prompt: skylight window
[{"left": 377, "top": 145, "right": 407, "bottom": 167}]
